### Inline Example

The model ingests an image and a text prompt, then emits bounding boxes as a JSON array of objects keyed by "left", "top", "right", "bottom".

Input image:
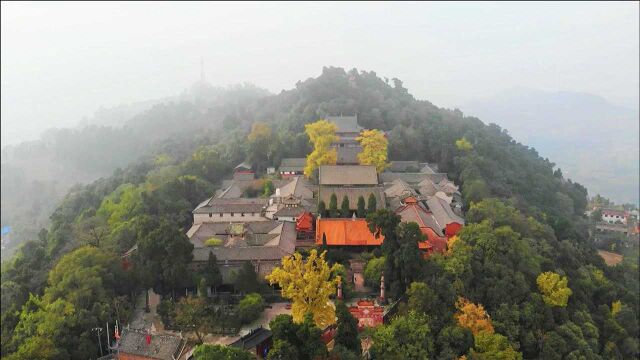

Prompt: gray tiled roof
[
  {"left": 426, "top": 196, "right": 465, "bottom": 228},
  {"left": 319, "top": 165, "right": 378, "bottom": 185},
  {"left": 194, "top": 198, "right": 267, "bottom": 214},
  {"left": 386, "top": 161, "right": 421, "bottom": 172},
  {"left": 379, "top": 172, "right": 448, "bottom": 185},
  {"left": 118, "top": 329, "right": 185, "bottom": 360},
  {"left": 275, "top": 176, "right": 314, "bottom": 199},
  {"left": 337, "top": 146, "right": 361, "bottom": 165},
  {"left": 231, "top": 327, "right": 272, "bottom": 350},
  {"left": 396, "top": 202, "right": 444, "bottom": 236},
  {"left": 279, "top": 158, "right": 306, "bottom": 172},
  {"left": 191, "top": 221, "right": 297, "bottom": 262},
  {"left": 384, "top": 179, "right": 417, "bottom": 198},
  {"left": 273, "top": 206, "right": 306, "bottom": 218},
  {"left": 326, "top": 115, "right": 363, "bottom": 133}
]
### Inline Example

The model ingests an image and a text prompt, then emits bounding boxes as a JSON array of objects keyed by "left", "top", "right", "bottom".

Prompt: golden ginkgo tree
[
  {"left": 454, "top": 297, "right": 495, "bottom": 335},
  {"left": 266, "top": 249, "right": 340, "bottom": 328},
  {"left": 536, "top": 271, "right": 572, "bottom": 307},
  {"left": 304, "top": 120, "right": 338, "bottom": 178},
  {"left": 356, "top": 129, "right": 388, "bottom": 173}
]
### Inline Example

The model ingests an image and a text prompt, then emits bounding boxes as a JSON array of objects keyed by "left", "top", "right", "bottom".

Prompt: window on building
[
  {"left": 241, "top": 212, "right": 245, "bottom": 217},
  {"left": 231, "top": 212, "right": 234, "bottom": 217},
  {"left": 209, "top": 213, "right": 212, "bottom": 217},
  {"left": 219, "top": 213, "right": 223, "bottom": 217}
]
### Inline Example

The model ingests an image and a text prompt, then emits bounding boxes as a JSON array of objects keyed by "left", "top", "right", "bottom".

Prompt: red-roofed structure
[
  {"left": 395, "top": 197, "right": 448, "bottom": 256},
  {"left": 296, "top": 211, "right": 314, "bottom": 233},
  {"left": 315, "top": 218, "right": 383, "bottom": 247}
]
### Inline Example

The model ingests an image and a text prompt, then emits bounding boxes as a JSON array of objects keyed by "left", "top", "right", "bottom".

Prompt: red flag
[{"left": 146, "top": 333, "right": 151, "bottom": 345}]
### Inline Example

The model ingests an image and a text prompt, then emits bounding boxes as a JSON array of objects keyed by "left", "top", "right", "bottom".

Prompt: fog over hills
[{"left": 461, "top": 88, "right": 639, "bottom": 205}]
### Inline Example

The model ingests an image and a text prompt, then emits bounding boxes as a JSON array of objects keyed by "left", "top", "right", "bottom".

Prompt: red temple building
[
  {"left": 348, "top": 300, "right": 385, "bottom": 330},
  {"left": 315, "top": 218, "right": 383, "bottom": 247}
]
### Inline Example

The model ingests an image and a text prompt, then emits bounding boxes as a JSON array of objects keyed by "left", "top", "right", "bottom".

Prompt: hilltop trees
[
  {"left": 2, "top": 67, "right": 637, "bottom": 360},
  {"left": 356, "top": 129, "right": 388, "bottom": 172},
  {"left": 266, "top": 250, "right": 340, "bottom": 328},
  {"left": 304, "top": 120, "right": 338, "bottom": 177}
]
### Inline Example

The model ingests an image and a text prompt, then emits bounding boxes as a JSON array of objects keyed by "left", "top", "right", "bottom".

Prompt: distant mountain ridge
[{"left": 461, "top": 87, "right": 639, "bottom": 204}]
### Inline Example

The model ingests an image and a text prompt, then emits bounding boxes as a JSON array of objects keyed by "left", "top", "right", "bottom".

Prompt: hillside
[
  {"left": 461, "top": 87, "right": 639, "bottom": 205},
  {"left": 1, "top": 67, "right": 637, "bottom": 359},
  {"left": 0, "top": 83, "right": 270, "bottom": 260}
]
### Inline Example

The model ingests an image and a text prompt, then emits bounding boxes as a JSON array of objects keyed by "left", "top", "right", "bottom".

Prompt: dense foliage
[{"left": 1, "top": 67, "right": 637, "bottom": 359}]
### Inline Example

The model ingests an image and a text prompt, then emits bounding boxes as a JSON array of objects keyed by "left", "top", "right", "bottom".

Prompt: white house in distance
[{"left": 602, "top": 209, "right": 628, "bottom": 225}]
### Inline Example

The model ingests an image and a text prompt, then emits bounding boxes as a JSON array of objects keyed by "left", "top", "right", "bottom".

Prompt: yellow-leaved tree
[
  {"left": 611, "top": 300, "right": 622, "bottom": 316},
  {"left": 454, "top": 297, "right": 494, "bottom": 335},
  {"left": 445, "top": 235, "right": 460, "bottom": 256},
  {"left": 536, "top": 271, "right": 572, "bottom": 307},
  {"left": 266, "top": 249, "right": 340, "bottom": 328},
  {"left": 356, "top": 129, "right": 388, "bottom": 172},
  {"left": 304, "top": 120, "right": 338, "bottom": 178},
  {"left": 455, "top": 137, "right": 473, "bottom": 152}
]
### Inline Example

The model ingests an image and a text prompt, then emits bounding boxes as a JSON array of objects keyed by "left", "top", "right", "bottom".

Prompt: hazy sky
[{"left": 2, "top": 1, "right": 638, "bottom": 146}]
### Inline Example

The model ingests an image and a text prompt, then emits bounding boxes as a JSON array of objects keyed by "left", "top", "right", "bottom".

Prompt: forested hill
[
  {"left": 0, "top": 82, "right": 270, "bottom": 261},
  {"left": 2, "top": 67, "right": 637, "bottom": 359}
]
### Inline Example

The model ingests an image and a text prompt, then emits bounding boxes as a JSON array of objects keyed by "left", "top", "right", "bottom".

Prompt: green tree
[
  {"left": 364, "top": 256, "right": 385, "bottom": 287},
  {"left": 247, "top": 122, "right": 276, "bottom": 173},
  {"left": 329, "top": 345, "right": 359, "bottom": 360},
  {"left": 267, "top": 340, "right": 299, "bottom": 360},
  {"left": 268, "top": 314, "right": 327, "bottom": 360},
  {"left": 340, "top": 195, "right": 351, "bottom": 218},
  {"left": 356, "top": 196, "right": 366, "bottom": 218},
  {"left": 471, "top": 331, "right": 522, "bottom": 360},
  {"left": 137, "top": 220, "right": 194, "bottom": 298},
  {"left": 193, "top": 344, "right": 254, "bottom": 360},
  {"left": 201, "top": 251, "right": 222, "bottom": 294},
  {"left": 174, "top": 296, "right": 208, "bottom": 344},
  {"left": 263, "top": 179, "right": 275, "bottom": 198},
  {"left": 334, "top": 301, "right": 361, "bottom": 356},
  {"left": 237, "top": 293, "right": 264, "bottom": 324},
  {"left": 235, "top": 261, "right": 260, "bottom": 294},
  {"left": 435, "top": 325, "right": 474, "bottom": 359},
  {"left": 367, "top": 193, "right": 377, "bottom": 213},
  {"left": 318, "top": 200, "right": 327, "bottom": 218},
  {"left": 329, "top": 193, "right": 339, "bottom": 218},
  {"left": 371, "top": 311, "right": 433, "bottom": 359}
]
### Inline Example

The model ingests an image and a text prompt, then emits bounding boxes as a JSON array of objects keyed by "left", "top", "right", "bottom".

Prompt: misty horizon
[{"left": 2, "top": 2, "right": 638, "bottom": 145}]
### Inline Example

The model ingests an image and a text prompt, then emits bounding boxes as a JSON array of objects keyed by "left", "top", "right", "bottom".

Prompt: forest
[{"left": 1, "top": 67, "right": 637, "bottom": 359}]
